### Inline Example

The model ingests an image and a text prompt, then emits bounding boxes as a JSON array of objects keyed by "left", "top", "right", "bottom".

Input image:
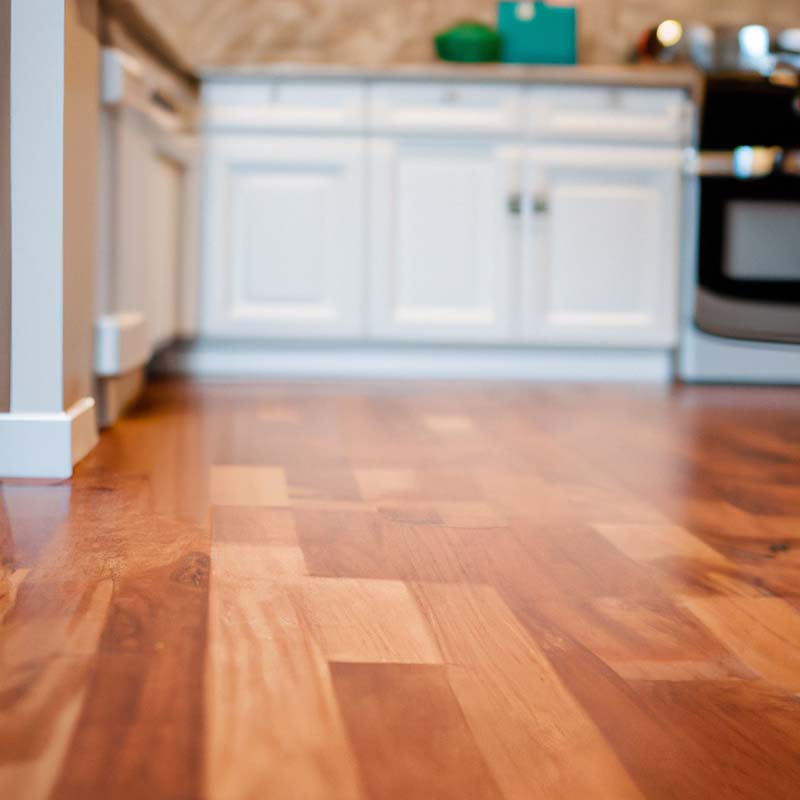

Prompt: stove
[{"left": 679, "top": 70, "right": 800, "bottom": 383}]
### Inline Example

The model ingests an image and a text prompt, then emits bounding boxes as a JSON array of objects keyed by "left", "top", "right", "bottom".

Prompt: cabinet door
[
  {"left": 203, "top": 136, "right": 365, "bottom": 338},
  {"left": 522, "top": 147, "right": 682, "bottom": 346},
  {"left": 369, "top": 139, "right": 520, "bottom": 341}
]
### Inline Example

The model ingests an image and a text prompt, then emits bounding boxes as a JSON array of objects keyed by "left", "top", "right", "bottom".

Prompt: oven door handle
[{"left": 691, "top": 147, "right": 783, "bottom": 179}]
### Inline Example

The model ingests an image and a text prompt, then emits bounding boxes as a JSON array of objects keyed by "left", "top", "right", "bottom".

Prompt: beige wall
[
  {"left": 0, "top": 0, "right": 10, "bottom": 413},
  {"left": 63, "top": 0, "right": 100, "bottom": 409},
  {"left": 119, "top": 0, "right": 800, "bottom": 67}
]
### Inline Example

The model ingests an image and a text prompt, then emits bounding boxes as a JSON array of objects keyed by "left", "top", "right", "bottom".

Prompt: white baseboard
[
  {"left": 680, "top": 325, "right": 800, "bottom": 384},
  {"left": 96, "top": 367, "right": 146, "bottom": 428},
  {"left": 0, "top": 397, "right": 98, "bottom": 479},
  {"left": 153, "top": 341, "right": 675, "bottom": 383}
]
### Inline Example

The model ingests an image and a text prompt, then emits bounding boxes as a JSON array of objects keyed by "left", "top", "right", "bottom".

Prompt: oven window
[{"left": 723, "top": 200, "right": 800, "bottom": 281}]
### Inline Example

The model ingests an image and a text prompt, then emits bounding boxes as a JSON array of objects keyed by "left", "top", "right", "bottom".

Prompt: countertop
[{"left": 200, "top": 61, "right": 702, "bottom": 94}]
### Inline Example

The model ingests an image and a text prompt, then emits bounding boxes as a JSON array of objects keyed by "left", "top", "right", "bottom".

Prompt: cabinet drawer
[
  {"left": 202, "top": 80, "right": 366, "bottom": 131},
  {"left": 527, "top": 87, "right": 689, "bottom": 143},
  {"left": 370, "top": 81, "right": 522, "bottom": 135}
]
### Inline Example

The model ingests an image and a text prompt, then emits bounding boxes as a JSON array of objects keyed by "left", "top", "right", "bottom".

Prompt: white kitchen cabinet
[
  {"left": 203, "top": 135, "right": 365, "bottom": 338},
  {"left": 521, "top": 146, "right": 682, "bottom": 346},
  {"left": 103, "top": 107, "right": 199, "bottom": 353},
  {"left": 96, "top": 47, "right": 201, "bottom": 427},
  {"left": 369, "top": 138, "right": 520, "bottom": 341},
  {"left": 196, "top": 74, "right": 693, "bottom": 377}
]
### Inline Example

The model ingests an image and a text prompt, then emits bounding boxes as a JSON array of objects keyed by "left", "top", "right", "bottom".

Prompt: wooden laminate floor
[{"left": 2, "top": 379, "right": 800, "bottom": 799}]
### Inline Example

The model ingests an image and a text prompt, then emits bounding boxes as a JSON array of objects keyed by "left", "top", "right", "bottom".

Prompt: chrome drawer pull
[{"left": 532, "top": 194, "right": 549, "bottom": 215}]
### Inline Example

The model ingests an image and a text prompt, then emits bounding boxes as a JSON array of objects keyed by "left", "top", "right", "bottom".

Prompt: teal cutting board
[{"left": 497, "top": 1, "right": 577, "bottom": 64}]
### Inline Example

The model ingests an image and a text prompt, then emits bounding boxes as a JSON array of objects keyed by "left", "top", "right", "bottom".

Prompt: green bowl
[{"left": 435, "top": 22, "right": 501, "bottom": 63}]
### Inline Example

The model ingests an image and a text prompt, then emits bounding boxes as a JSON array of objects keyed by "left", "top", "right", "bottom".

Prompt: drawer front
[
  {"left": 370, "top": 81, "right": 522, "bottom": 135},
  {"left": 527, "top": 87, "right": 690, "bottom": 143},
  {"left": 202, "top": 80, "right": 366, "bottom": 131}
]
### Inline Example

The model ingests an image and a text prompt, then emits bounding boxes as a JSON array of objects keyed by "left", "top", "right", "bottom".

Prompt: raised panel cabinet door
[
  {"left": 368, "top": 138, "right": 521, "bottom": 341},
  {"left": 522, "top": 147, "right": 682, "bottom": 347},
  {"left": 202, "top": 135, "right": 365, "bottom": 338}
]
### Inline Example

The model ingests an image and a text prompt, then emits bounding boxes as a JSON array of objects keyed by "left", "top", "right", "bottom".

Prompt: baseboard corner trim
[{"left": 0, "top": 396, "right": 98, "bottom": 480}]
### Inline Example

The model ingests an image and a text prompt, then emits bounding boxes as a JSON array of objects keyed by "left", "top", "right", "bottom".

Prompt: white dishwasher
[{"left": 95, "top": 46, "right": 199, "bottom": 425}]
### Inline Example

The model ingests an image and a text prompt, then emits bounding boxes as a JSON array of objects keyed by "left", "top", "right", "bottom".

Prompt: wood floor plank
[
  {"left": 293, "top": 506, "right": 387, "bottom": 579},
  {"left": 211, "top": 506, "right": 298, "bottom": 546},
  {"left": 630, "top": 679, "right": 800, "bottom": 799},
  {"left": 257, "top": 405, "right": 301, "bottom": 424},
  {"left": 205, "top": 578, "right": 363, "bottom": 800},
  {"left": 355, "top": 466, "right": 481, "bottom": 504},
  {"left": 472, "top": 468, "right": 668, "bottom": 528},
  {"left": 0, "top": 579, "right": 113, "bottom": 800},
  {"left": 50, "top": 551, "right": 210, "bottom": 800},
  {"left": 205, "top": 490, "right": 365, "bottom": 798},
  {"left": 670, "top": 497, "right": 795, "bottom": 542},
  {"left": 0, "top": 567, "right": 29, "bottom": 624},
  {"left": 354, "top": 468, "right": 420, "bottom": 502},
  {"left": 434, "top": 502, "right": 506, "bottom": 529},
  {"left": 509, "top": 520, "right": 659, "bottom": 601},
  {"left": 413, "top": 582, "right": 642, "bottom": 800},
  {"left": 722, "top": 481, "right": 800, "bottom": 516},
  {"left": 594, "top": 523, "right": 765, "bottom": 596},
  {"left": 535, "top": 595, "right": 752, "bottom": 682},
  {"left": 294, "top": 507, "right": 540, "bottom": 590},
  {"left": 331, "top": 663, "right": 503, "bottom": 800},
  {"left": 520, "top": 606, "right": 800, "bottom": 800},
  {"left": 294, "top": 577, "right": 442, "bottom": 664},
  {"left": 593, "top": 523, "right": 731, "bottom": 566},
  {"left": 210, "top": 465, "right": 289, "bottom": 507},
  {"left": 0, "top": 482, "right": 73, "bottom": 567},
  {"left": 285, "top": 463, "right": 363, "bottom": 504},
  {"left": 212, "top": 495, "right": 307, "bottom": 585},
  {"left": 213, "top": 541, "right": 307, "bottom": 581},
  {"left": 423, "top": 414, "right": 477, "bottom": 434},
  {"left": 680, "top": 596, "right": 800, "bottom": 691}
]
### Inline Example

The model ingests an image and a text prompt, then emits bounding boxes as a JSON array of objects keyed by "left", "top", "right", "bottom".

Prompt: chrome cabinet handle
[
  {"left": 508, "top": 193, "right": 549, "bottom": 215},
  {"left": 532, "top": 194, "right": 549, "bottom": 215}
]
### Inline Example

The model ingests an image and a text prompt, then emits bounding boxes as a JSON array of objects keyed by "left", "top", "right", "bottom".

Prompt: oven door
[{"left": 695, "top": 152, "right": 800, "bottom": 343}]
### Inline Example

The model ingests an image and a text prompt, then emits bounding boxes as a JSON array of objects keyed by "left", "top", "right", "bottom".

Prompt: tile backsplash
[{"left": 121, "top": 0, "right": 800, "bottom": 67}]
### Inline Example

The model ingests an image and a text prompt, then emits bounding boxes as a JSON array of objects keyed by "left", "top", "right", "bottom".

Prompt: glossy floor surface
[{"left": 2, "top": 379, "right": 800, "bottom": 799}]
